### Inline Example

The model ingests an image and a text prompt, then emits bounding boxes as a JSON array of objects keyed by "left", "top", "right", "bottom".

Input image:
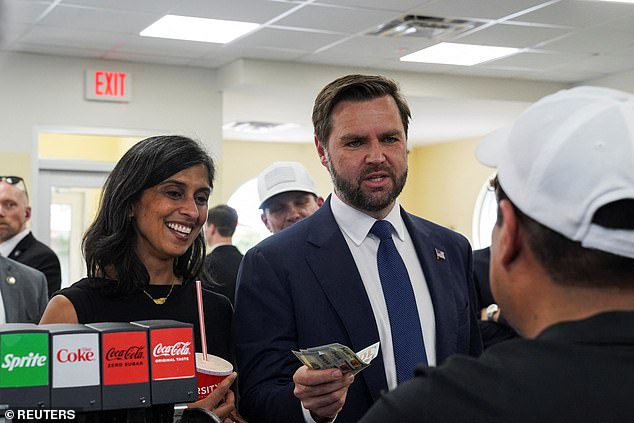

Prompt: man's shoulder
[
  {"left": 12, "top": 233, "right": 58, "bottom": 259},
  {"left": 0, "top": 255, "right": 46, "bottom": 282},
  {"left": 403, "top": 210, "right": 470, "bottom": 246}
]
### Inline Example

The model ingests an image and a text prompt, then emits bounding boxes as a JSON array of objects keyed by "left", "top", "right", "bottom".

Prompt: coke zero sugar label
[{"left": 102, "top": 331, "right": 148, "bottom": 385}]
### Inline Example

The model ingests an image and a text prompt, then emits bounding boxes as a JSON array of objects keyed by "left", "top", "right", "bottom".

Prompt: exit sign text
[{"left": 85, "top": 70, "right": 132, "bottom": 102}]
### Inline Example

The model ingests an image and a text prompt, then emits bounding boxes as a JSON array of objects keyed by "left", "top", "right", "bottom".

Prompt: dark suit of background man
[
  {"left": 360, "top": 86, "right": 634, "bottom": 423},
  {"left": 0, "top": 176, "right": 61, "bottom": 298},
  {"left": 234, "top": 74, "right": 482, "bottom": 423},
  {"left": 203, "top": 204, "right": 243, "bottom": 305},
  {"left": 0, "top": 255, "right": 47, "bottom": 323},
  {"left": 473, "top": 246, "right": 518, "bottom": 349}
]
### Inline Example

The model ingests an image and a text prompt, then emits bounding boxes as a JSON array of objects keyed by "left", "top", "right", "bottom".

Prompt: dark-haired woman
[{"left": 41, "top": 135, "right": 239, "bottom": 422}]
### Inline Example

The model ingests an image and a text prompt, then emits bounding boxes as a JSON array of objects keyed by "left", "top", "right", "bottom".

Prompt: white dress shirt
[
  {"left": 330, "top": 193, "right": 437, "bottom": 387},
  {"left": 302, "top": 194, "right": 437, "bottom": 423},
  {"left": 0, "top": 228, "right": 30, "bottom": 257}
]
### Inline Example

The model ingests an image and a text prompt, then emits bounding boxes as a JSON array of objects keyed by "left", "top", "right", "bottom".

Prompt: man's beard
[{"left": 327, "top": 161, "right": 407, "bottom": 213}]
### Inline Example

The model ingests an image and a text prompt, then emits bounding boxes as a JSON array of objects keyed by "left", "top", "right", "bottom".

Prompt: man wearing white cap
[
  {"left": 257, "top": 161, "right": 324, "bottom": 233},
  {"left": 360, "top": 86, "right": 634, "bottom": 423}
]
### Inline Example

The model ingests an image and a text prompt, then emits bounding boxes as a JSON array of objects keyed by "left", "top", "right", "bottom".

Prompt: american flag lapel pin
[{"left": 435, "top": 248, "right": 446, "bottom": 261}]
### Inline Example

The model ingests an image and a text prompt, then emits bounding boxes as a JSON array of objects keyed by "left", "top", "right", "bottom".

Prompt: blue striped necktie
[{"left": 370, "top": 220, "right": 427, "bottom": 383}]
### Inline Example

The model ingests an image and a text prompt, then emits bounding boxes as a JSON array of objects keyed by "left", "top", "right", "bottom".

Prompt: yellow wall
[
  {"left": 0, "top": 153, "right": 33, "bottom": 190},
  {"left": 220, "top": 138, "right": 492, "bottom": 243},
  {"left": 39, "top": 133, "right": 142, "bottom": 161},
  {"left": 218, "top": 140, "right": 333, "bottom": 203},
  {"left": 401, "top": 138, "right": 493, "bottom": 240}
]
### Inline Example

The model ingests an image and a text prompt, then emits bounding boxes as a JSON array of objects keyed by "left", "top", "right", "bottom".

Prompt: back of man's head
[
  {"left": 207, "top": 205, "right": 238, "bottom": 237},
  {"left": 477, "top": 86, "right": 634, "bottom": 288}
]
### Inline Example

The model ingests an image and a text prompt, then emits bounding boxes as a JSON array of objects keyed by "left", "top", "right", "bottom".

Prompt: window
[
  {"left": 227, "top": 178, "right": 270, "bottom": 253},
  {"left": 471, "top": 173, "right": 497, "bottom": 250}
]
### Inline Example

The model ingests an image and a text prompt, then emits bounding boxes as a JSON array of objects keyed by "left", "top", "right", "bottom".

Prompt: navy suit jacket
[
  {"left": 234, "top": 198, "right": 482, "bottom": 423},
  {"left": 9, "top": 232, "right": 61, "bottom": 298}
]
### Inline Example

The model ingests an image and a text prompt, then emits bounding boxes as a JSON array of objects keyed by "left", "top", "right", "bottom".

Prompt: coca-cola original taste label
[
  {"left": 102, "top": 332, "right": 149, "bottom": 385},
  {"left": 150, "top": 328, "right": 195, "bottom": 380}
]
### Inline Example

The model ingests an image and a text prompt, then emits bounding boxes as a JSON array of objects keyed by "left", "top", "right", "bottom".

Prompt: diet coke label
[
  {"left": 52, "top": 333, "right": 100, "bottom": 388},
  {"left": 149, "top": 328, "right": 195, "bottom": 380}
]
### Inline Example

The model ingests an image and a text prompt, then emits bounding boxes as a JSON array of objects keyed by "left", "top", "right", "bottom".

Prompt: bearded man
[{"left": 234, "top": 74, "right": 482, "bottom": 423}]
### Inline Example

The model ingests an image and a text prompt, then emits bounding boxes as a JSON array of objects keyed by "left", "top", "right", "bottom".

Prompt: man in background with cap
[
  {"left": 235, "top": 75, "right": 481, "bottom": 423},
  {"left": 257, "top": 161, "right": 324, "bottom": 234},
  {"left": 360, "top": 86, "right": 634, "bottom": 423}
]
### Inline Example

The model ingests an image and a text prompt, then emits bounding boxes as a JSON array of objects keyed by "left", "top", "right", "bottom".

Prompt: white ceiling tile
[
  {"left": 19, "top": 25, "right": 130, "bottom": 49},
  {"left": 313, "top": 0, "right": 431, "bottom": 12},
  {"left": 409, "top": 0, "right": 550, "bottom": 20},
  {"left": 512, "top": 0, "right": 634, "bottom": 28},
  {"left": 233, "top": 27, "right": 344, "bottom": 51},
  {"left": 539, "top": 28, "right": 634, "bottom": 54},
  {"left": 102, "top": 50, "right": 193, "bottom": 66},
  {"left": 59, "top": 0, "right": 182, "bottom": 14},
  {"left": 316, "top": 34, "right": 436, "bottom": 61},
  {"left": 456, "top": 22, "right": 572, "bottom": 48},
  {"left": 13, "top": 42, "right": 104, "bottom": 58},
  {"left": 172, "top": 0, "right": 296, "bottom": 23},
  {"left": 1, "top": 0, "right": 53, "bottom": 24},
  {"left": 274, "top": 4, "right": 400, "bottom": 34},
  {"left": 115, "top": 36, "right": 220, "bottom": 58},
  {"left": 482, "top": 50, "right": 590, "bottom": 69},
  {"left": 39, "top": 4, "right": 160, "bottom": 34}
]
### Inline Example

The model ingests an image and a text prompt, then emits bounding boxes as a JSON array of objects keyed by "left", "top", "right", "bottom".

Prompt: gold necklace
[{"left": 143, "top": 280, "right": 176, "bottom": 305}]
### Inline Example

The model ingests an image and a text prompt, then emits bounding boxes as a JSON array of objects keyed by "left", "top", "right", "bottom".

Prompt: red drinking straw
[{"left": 196, "top": 280, "right": 208, "bottom": 360}]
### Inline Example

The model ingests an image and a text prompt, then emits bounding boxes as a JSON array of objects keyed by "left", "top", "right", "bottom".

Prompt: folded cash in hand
[{"left": 292, "top": 341, "right": 380, "bottom": 375}]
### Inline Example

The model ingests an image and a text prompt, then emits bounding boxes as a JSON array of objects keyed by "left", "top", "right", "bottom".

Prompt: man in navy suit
[{"left": 234, "top": 74, "right": 481, "bottom": 423}]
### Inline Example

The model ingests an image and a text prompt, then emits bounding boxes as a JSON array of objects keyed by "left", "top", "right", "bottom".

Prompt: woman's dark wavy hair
[{"left": 82, "top": 135, "right": 215, "bottom": 295}]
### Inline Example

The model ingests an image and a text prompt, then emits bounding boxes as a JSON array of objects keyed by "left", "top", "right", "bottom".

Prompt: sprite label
[{"left": 0, "top": 332, "right": 49, "bottom": 388}]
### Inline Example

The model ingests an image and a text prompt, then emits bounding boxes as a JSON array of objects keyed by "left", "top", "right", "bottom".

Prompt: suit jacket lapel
[
  {"left": 9, "top": 232, "right": 34, "bottom": 260},
  {"left": 0, "top": 258, "right": 21, "bottom": 322},
  {"left": 305, "top": 198, "right": 387, "bottom": 403},
  {"left": 402, "top": 210, "right": 459, "bottom": 363}
]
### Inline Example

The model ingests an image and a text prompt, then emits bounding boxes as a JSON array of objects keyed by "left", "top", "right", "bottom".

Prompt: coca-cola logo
[
  {"left": 153, "top": 341, "right": 191, "bottom": 357},
  {"left": 57, "top": 348, "right": 96, "bottom": 363},
  {"left": 105, "top": 346, "right": 145, "bottom": 361}
]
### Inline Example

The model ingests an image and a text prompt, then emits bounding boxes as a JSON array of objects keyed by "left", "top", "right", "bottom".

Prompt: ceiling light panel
[
  {"left": 140, "top": 15, "right": 259, "bottom": 44},
  {"left": 401, "top": 42, "right": 520, "bottom": 66}
]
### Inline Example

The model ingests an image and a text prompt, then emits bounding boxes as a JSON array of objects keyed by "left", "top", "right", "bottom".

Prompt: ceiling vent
[{"left": 368, "top": 15, "right": 481, "bottom": 39}]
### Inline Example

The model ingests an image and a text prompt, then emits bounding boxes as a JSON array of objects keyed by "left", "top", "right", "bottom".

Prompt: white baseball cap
[
  {"left": 476, "top": 86, "right": 634, "bottom": 258},
  {"left": 257, "top": 161, "right": 318, "bottom": 209}
]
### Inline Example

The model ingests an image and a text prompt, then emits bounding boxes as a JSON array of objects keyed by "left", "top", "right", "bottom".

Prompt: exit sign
[{"left": 85, "top": 70, "right": 131, "bottom": 102}]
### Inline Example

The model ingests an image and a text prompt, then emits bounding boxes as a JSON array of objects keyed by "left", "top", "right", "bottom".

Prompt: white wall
[{"left": 0, "top": 51, "right": 223, "bottom": 156}]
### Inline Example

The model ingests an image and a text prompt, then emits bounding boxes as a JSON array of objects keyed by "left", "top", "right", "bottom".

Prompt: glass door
[{"left": 37, "top": 170, "right": 108, "bottom": 289}]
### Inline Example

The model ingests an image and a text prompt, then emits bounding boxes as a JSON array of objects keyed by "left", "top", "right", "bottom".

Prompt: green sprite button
[{"left": 0, "top": 332, "right": 49, "bottom": 388}]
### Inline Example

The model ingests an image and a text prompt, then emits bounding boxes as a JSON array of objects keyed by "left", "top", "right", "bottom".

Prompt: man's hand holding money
[{"left": 293, "top": 366, "right": 355, "bottom": 422}]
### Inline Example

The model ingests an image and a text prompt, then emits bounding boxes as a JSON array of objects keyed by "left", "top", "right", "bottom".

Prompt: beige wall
[
  {"left": 401, "top": 138, "right": 493, "bottom": 240},
  {"left": 218, "top": 140, "right": 333, "bottom": 203},
  {"left": 218, "top": 137, "right": 492, "bottom": 243}
]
